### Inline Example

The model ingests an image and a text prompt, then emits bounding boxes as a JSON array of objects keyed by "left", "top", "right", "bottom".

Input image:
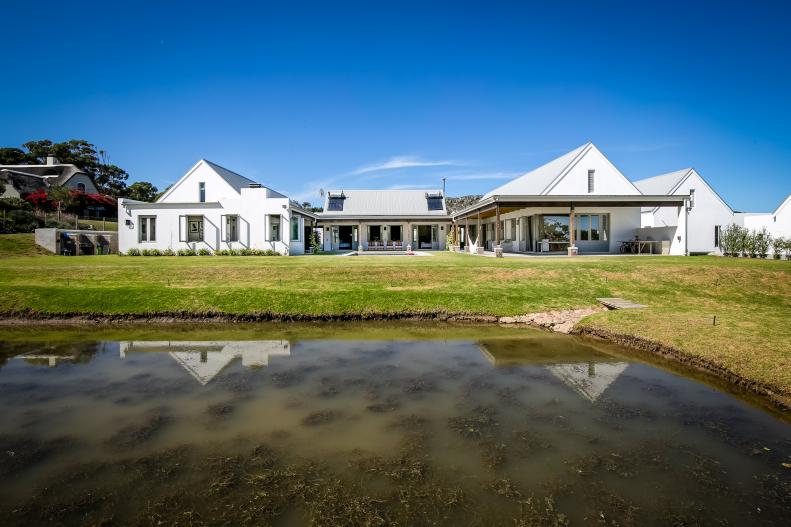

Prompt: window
[
  {"left": 268, "top": 215, "right": 280, "bottom": 241},
  {"left": 426, "top": 195, "right": 444, "bottom": 211},
  {"left": 77, "top": 182, "right": 86, "bottom": 192},
  {"left": 327, "top": 193, "right": 345, "bottom": 211},
  {"left": 187, "top": 216, "right": 203, "bottom": 242},
  {"left": 587, "top": 170, "right": 595, "bottom": 193},
  {"left": 542, "top": 215, "right": 570, "bottom": 241},
  {"left": 291, "top": 216, "right": 300, "bottom": 241},
  {"left": 590, "top": 215, "right": 601, "bottom": 240},
  {"left": 225, "top": 215, "right": 239, "bottom": 242},
  {"left": 199, "top": 182, "right": 206, "bottom": 203},
  {"left": 139, "top": 216, "right": 156, "bottom": 242},
  {"left": 714, "top": 225, "right": 721, "bottom": 247},
  {"left": 574, "top": 214, "right": 608, "bottom": 242},
  {"left": 578, "top": 215, "right": 589, "bottom": 240}
]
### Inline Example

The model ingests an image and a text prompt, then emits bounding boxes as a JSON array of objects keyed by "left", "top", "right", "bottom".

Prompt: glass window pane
[
  {"left": 140, "top": 218, "right": 147, "bottom": 241},
  {"left": 291, "top": 217, "right": 299, "bottom": 241},
  {"left": 591, "top": 215, "right": 599, "bottom": 240},
  {"left": 150, "top": 217, "right": 156, "bottom": 241},
  {"left": 579, "top": 215, "right": 589, "bottom": 241},
  {"left": 542, "top": 215, "right": 569, "bottom": 241}
]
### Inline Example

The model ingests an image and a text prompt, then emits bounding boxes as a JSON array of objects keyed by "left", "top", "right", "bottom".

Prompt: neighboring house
[
  {"left": 743, "top": 194, "right": 791, "bottom": 247},
  {"left": 318, "top": 189, "right": 451, "bottom": 251},
  {"left": 0, "top": 155, "right": 99, "bottom": 197},
  {"left": 634, "top": 168, "right": 735, "bottom": 255},
  {"left": 118, "top": 159, "right": 318, "bottom": 255},
  {"left": 451, "top": 143, "right": 689, "bottom": 255}
]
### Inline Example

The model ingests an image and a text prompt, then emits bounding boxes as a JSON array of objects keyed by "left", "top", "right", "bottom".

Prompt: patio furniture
[
  {"left": 619, "top": 240, "right": 660, "bottom": 254},
  {"left": 392, "top": 240, "right": 403, "bottom": 250}
]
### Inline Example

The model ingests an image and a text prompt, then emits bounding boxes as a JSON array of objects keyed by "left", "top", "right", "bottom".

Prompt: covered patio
[{"left": 450, "top": 195, "right": 690, "bottom": 257}]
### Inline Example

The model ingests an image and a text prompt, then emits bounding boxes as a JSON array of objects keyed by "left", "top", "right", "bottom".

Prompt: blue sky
[{"left": 2, "top": 1, "right": 790, "bottom": 211}]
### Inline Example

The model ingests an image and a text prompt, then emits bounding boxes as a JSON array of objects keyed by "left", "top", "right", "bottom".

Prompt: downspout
[{"left": 685, "top": 197, "right": 689, "bottom": 256}]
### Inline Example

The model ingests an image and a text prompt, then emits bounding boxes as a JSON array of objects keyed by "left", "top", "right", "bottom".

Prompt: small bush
[
  {"left": 215, "top": 249, "right": 229, "bottom": 256},
  {"left": 754, "top": 227, "right": 771, "bottom": 259},
  {"left": 198, "top": 248, "right": 212, "bottom": 256},
  {"left": 771, "top": 236, "right": 785, "bottom": 259},
  {"left": 126, "top": 248, "right": 141, "bottom": 256},
  {"left": 239, "top": 248, "right": 254, "bottom": 256},
  {"left": 142, "top": 248, "right": 163, "bottom": 256},
  {"left": 162, "top": 248, "right": 175, "bottom": 256},
  {"left": 177, "top": 249, "right": 196, "bottom": 256}
]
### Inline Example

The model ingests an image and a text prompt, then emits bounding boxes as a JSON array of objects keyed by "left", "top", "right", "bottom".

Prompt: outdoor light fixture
[{"left": 125, "top": 219, "right": 132, "bottom": 226}]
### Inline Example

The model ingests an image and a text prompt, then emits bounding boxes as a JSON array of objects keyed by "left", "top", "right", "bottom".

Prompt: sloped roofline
[
  {"left": 157, "top": 159, "right": 266, "bottom": 203},
  {"left": 637, "top": 168, "right": 734, "bottom": 214},
  {"left": 772, "top": 193, "right": 791, "bottom": 216},
  {"left": 542, "top": 143, "right": 642, "bottom": 195}
]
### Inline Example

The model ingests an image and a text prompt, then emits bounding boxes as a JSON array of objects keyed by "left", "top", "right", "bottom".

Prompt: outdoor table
[{"left": 619, "top": 240, "right": 660, "bottom": 254}]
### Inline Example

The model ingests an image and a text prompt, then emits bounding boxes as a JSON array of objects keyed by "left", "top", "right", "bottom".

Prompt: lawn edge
[{"left": 572, "top": 324, "right": 791, "bottom": 411}]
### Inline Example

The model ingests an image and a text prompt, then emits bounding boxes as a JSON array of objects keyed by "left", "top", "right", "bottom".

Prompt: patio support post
[
  {"left": 358, "top": 222, "right": 363, "bottom": 252},
  {"left": 453, "top": 223, "right": 459, "bottom": 252},
  {"left": 465, "top": 217, "right": 469, "bottom": 253},
  {"left": 494, "top": 204, "right": 503, "bottom": 258},
  {"left": 568, "top": 205, "right": 578, "bottom": 256},
  {"left": 476, "top": 211, "right": 483, "bottom": 255}
]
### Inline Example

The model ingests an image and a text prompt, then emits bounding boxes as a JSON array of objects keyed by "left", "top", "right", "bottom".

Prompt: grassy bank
[{"left": 0, "top": 234, "right": 789, "bottom": 399}]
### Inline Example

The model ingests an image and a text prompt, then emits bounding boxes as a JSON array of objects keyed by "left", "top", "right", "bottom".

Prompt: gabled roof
[
  {"left": 0, "top": 163, "right": 90, "bottom": 187},
  {"left": 771, "top": 193, "right": 791, "bottom": 216},
  {"left": 320, "top": 189, "right": 448, "bottom": 217},
  {"left": 632, "top": 168, "right": 690, "bottom": 195},
  {"left": 157, "top": 159, "right": 286, "bottom": 202},
  {"left": 483, "top": 143, "right": 590, "bottom": 198},
  {"left": 633, "top": 168, "right": 733, "bottom": 213}
]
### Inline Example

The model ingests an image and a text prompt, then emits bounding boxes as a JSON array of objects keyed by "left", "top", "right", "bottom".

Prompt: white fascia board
[
  {"left": 156, "top": 159, "right": 206, "bottom": 203},
  {"left": 123, "top": 201, "right": 222, "bottom": 210},
  {"left": 451, "top": 194, "right": 688, "bottom": 220}
]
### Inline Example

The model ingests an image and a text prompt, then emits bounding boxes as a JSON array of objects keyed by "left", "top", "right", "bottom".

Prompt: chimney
[{"left": 46, "top": 155, "right": 58, "bottom": 165}]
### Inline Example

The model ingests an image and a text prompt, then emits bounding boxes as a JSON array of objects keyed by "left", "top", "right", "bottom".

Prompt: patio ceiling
[{"left": 452, "top": 194, "right": 689, "bottom": 221}]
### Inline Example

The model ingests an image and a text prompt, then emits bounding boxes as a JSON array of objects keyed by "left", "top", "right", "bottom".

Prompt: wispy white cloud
[
  {"left": 351, "top": 155, "right": 460, "bottom": 175},
  {"left": 446, "top": 171, "right": 520, "bottom": 181}
]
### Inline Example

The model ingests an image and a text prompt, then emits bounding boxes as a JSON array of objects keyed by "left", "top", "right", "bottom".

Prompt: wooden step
[{"left": 596, "top": 297, "right": 647, "bottom": 310}]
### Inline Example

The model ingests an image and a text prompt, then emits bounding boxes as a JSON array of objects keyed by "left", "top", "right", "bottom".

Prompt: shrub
[
  {"left": 197, "top": 248, "right": 212, "bottom": 256},
  {"left": 177, "top": 249, "right": 196, "bottom": 256},
  {"left": 771, "top": 236, "right": 785, "bottom": 259},
  {"left": 162, "top": 248, "right": 175, "bottom": 256},
  {"left": 126, "top": 248, "right": 141, "bottom": 256},
  {"left": 309, "top": 230, "right": 321, "bottom": 253},
  {"left": 141, "top": 248, "right": 153, "bottom": 256},
  {"left": 719, "top": 224, "right": 740, "bottom": 256},
  {"left": 239, "top": 248, "right": 254, "bottom": 256},
  {"left": 754, "top": 227, "right": 771, "bottom": 259},
  {"left": 215, "top": 249, "right": 228, "bottom": 256}
]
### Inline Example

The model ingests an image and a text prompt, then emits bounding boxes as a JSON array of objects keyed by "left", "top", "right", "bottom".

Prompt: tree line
[{"left": 0, "top": 139, "right": 159, "bottom": 201}]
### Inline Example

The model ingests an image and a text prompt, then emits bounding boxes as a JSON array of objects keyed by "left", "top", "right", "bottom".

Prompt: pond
[{"left": 0, "top": 323, "right": 789, "bottom": 526}]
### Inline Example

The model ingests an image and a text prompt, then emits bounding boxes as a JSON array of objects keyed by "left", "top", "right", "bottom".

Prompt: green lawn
[{"left": 0, "top": 234, "right": 789, "bottom": 400}]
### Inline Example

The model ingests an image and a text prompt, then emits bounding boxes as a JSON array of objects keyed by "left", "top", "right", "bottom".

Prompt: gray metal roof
[
  {"left": 320, "top": 189, "right": 448, "bottom": 217},
  {"left": 632, "top": 168, "right": 691, "bottom": 195},
  {"left": 482, "top": 143, "right": 590, "bottom": 198}
]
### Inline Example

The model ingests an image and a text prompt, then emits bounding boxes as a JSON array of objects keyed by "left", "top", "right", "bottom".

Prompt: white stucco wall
[
  {"left": 648, "top": 172, "right": 734, "bottom": 254},
  {"left": 118, "top": 189, "right": 306, "bottom": 255},
  {"left": 545, "top": 147, "right": 641, "bottom": 196}
]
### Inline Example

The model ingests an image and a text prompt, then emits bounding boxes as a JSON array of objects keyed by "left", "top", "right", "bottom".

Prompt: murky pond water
[{"left": 0, "top": 324, "right": 789, "bottom": 526}]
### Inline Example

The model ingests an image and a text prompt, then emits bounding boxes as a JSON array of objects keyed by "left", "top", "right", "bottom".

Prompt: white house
[
  {"left": 317, "top": 189, "right": 451, "bottom": 251},
  {"left": 450, "top": 143, "right": 690, "bottom": 255},
  {"left": 634, "top": 168, "right": 736, "bottom": 255},
  {"left": 743, "top": 194, "right": 791, "bottom": 246},
  {"left": 118, "top": 159, "right": 318, "bottom": 255},
  {"left": 116, "top": 145, "right": 787, "bottom": 258}
]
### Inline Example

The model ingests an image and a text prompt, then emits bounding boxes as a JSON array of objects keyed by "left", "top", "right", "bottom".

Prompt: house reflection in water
[
  {"left": 477, "top": 337, "right": 628, "bottom": 402},
  {"left": 546, "top": 362, "right": 629, "bottom": 402},
  {"left": 119, "top": 340, "right": 291, "bottom": 385}
]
